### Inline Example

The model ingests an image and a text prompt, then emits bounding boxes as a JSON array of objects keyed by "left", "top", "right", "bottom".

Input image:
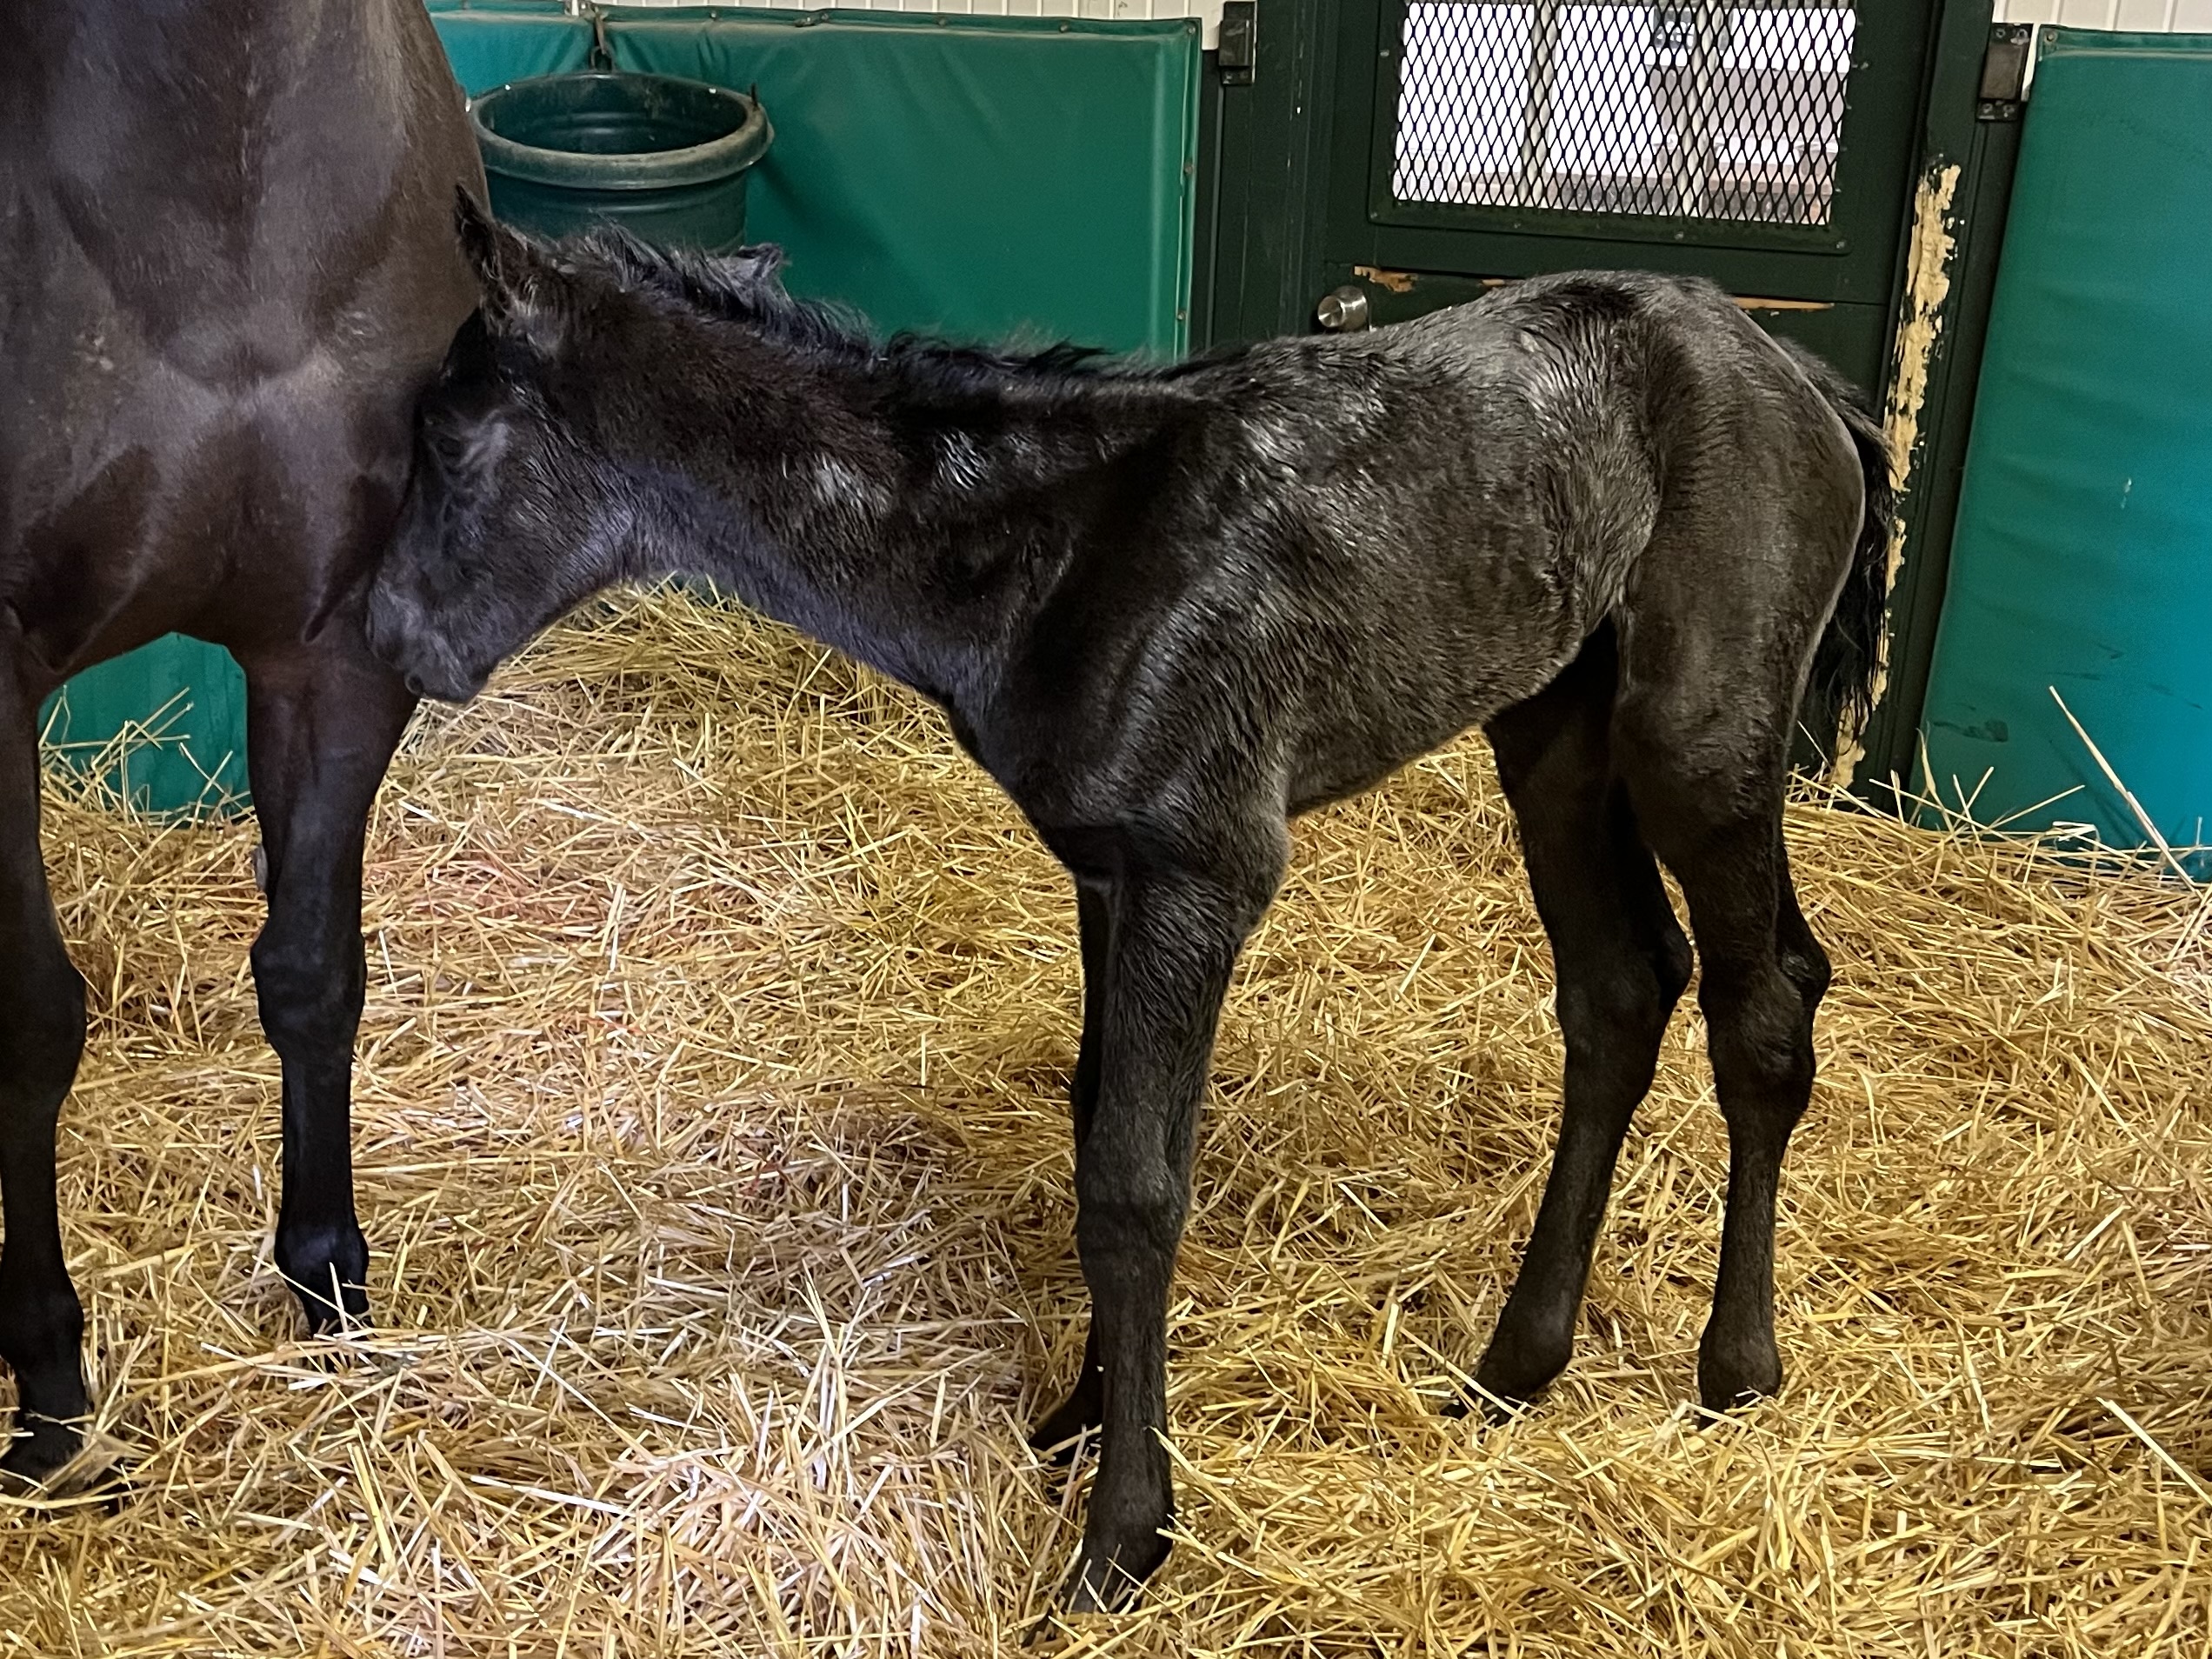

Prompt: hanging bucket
[{"left": 470, "top": 70, "right": 771, "bottom": 252}]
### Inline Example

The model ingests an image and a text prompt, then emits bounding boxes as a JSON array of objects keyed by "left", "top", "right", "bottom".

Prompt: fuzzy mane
[{"left": 561, "top": 226, "right": 1237, "bottom": 394}]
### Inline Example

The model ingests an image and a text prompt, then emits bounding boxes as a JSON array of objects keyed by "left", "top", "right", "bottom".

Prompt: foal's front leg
[
  {"left": 237, "top": 643, "right": 416, "bottom": 1330},
  {"left": 1056, "top": 853, "right": 1276, "bottom": 1613}
]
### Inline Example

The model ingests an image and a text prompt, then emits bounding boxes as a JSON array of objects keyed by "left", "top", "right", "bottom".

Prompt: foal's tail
[{"left": 1777, "top": 340, "right": 1896, "bottom": 751}]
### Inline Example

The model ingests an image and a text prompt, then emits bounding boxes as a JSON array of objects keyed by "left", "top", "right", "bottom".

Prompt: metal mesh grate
[{"left": 1392, "top": 3, "right": 1856, "bottom": 224}]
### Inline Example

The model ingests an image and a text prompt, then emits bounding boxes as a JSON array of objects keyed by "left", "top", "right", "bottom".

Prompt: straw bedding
[{"left": 3, "top": 588, "right": 2209, "bottom": 1656}]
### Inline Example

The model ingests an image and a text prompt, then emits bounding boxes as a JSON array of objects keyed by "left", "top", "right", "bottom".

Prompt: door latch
[
  {"left": 1978, "top": 23, "right": 2032, "bottom": 122},
  {"left": 1218, "top": 1, "right": 1256, "bottom": 86}
]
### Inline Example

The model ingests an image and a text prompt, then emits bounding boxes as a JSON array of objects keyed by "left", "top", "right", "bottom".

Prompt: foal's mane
[{"left": 570, "top": 229, "right": 1237, "bottom": 396}]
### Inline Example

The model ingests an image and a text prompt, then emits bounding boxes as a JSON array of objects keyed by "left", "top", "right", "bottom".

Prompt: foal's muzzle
[{"left": 363, "top": 582, "right": 488, "bottom": 703}]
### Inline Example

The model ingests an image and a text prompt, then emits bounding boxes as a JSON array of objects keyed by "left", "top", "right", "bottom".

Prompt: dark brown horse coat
[{"left": 0, "top": 0, "right": 481, "bottom": 1481}]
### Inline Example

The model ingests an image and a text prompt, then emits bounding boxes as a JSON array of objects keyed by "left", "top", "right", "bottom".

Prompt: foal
[{"left": 369, "top": 201, "right": 1890, "bottom": 1609}]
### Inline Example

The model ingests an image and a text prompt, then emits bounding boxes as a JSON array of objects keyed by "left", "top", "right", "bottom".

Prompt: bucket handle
[{"left": 576, "top": 1, "right": 614, "bottom": 71}]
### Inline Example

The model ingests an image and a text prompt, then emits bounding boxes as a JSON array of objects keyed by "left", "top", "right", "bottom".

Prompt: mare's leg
[
  {"left": 1030, "top": 879, "right": 1109, "bottom": 1458},
  {"left": 0, "top": 666, "right": 91, "bottom": 1482},
  {"left": 237, "top": 643, "right": 414, "bottom": 1330},
  {"left": 1061, "top": 843, "right": 1279, "bottom": 1612},
  {"left": 1618, "top": 692, "right": 1826, "bottom": 1413},
  {"left": 1472, "top": 630, "right": 1691, "bottom": 1410}
]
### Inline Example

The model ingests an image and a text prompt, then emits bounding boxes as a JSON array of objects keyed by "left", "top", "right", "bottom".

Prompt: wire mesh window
[{"left": 1391, "top": 2, "right": 1856, "bottom": 224}]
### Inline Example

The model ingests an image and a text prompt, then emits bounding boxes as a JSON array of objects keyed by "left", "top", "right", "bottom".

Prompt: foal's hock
[{"left": 368, "top": 210, "right": 1891, "bottom": 1608}]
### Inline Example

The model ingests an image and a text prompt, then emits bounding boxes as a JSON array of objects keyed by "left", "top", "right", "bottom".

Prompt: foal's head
[{"left": 367, "top": 195, "right": 787, "bottom": 701}]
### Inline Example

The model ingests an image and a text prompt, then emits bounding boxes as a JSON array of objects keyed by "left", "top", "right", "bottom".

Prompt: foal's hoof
[
  {"left": 278, "top": 1223, "right": 370, "bottom": 1336},
  {"left": 283, "top": 1273, "right": 370, "bottom": 1342},
  {"left": 1060, "top": 1530, "right": 1170, "bottom": 1615},
  {"left": 1444, "top": 1379, "right": 1530, "bottom": 1427},
  {"left": 1456, "top": 1332, "right": 1569, "bottom": 1423},
  {"left": 1696, "top": 1337, "right": 1782, "bottom": 1417},
  {"left": 0, "top": 1412, "right": 83, "bottom": 1490},
  {"left": 1029, "top": 1385, "right": 1103, "bottom": 1468},
  {"left": 0, "top": 1416, "right": 129, "bottom": 1508}
]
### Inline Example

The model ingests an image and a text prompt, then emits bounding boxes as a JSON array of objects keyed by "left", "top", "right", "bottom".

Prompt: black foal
[{"left": 368, "top": 199, "right": 1890, "bottom": 1609}]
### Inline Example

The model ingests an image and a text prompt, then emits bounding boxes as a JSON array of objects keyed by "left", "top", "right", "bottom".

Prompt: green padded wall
[
  {"left": 48, "top": 3, "right": 1200, "bottom": 815},
  {"left": 430, "top": 3, "right": 1203, "bottom": 352},
  {"left": 41, "top": 638, "right": 249, "bottom": 814},
  {"left": 1917, "top": 30, "right": 2212, "bottom": 866}
]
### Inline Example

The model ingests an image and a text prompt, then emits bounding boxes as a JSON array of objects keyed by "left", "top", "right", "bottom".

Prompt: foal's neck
[{"left": 633, "top": 321, "right": 1185, "bottom": 704}]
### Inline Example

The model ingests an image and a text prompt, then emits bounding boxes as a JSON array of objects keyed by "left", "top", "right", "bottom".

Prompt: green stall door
[{"left": 46, "top": 4, "right": 1199, "bottom": 816}]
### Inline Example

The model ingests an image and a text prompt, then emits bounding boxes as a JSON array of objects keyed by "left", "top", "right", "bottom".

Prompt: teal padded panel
[
  {"left": 1918, "top": 30, "right": 2212, "bottom": 865},
  {"left": 42, "top": 637, "right": 248, "bottom": 815},
  {"left": 430, "top": 3, "right": 1202, "bottom": 352},
  {"left": 429, "top": 3, "right": 590, "bottom": 90}
]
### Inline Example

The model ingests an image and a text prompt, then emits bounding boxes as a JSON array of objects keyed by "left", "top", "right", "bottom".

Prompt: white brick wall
[
  {"left": 1993, "top": 0, "right": 2212, "bottom": 24},
  {"left": 604, "top": 0, "right": 1224, "bottom": 47}
]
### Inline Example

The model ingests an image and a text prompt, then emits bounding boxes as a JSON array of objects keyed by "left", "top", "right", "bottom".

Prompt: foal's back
[
  {"left": 0, "top": 0, "right": 481, "bottom": 681},
  {"left": 1045, "top": 270, "right": 1861, "bottom": 819}
]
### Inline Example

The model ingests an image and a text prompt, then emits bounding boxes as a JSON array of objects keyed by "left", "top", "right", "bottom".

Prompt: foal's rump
[
  {"left": 1582, "top": 276, "right": 1878, "bottom": 766},
  {"left": 1259, "top": 270, "right": 1878, "bottom": 806}
]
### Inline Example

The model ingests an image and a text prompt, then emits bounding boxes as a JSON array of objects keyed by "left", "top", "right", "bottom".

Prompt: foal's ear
[
  {"left": 717, "top": 243, "right": 789, "bottom": 292},
  {"left": 452, "top": 188, "right": 571, "bottom": 349}
]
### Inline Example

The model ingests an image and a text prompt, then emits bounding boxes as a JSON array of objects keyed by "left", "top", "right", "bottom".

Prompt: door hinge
[
  {"left": 1219, "top": 0, "right": 1256, "bottom": 85},
  {"left": 1978, "top": 23, "right": 2032, "bottom": 122}
]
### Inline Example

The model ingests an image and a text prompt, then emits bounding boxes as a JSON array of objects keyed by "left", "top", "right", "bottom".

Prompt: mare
[{"left": 0, "top": 0, "right": 482, "bottom": 1482}]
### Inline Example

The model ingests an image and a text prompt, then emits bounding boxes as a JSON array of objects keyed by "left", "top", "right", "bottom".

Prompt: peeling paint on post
[{"left": 1833, "top": 161, "right": 1959, "bottom": 788}]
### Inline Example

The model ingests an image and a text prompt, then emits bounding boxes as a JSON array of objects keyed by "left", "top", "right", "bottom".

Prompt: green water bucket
[{"left": 470, "top": 70, "right": 771, "bottom": 251}]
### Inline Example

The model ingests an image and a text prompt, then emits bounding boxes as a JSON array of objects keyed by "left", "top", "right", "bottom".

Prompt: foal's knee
[
  {"left": 1777, "top": 930, "right": 1831, "bottom": 1012},
  {"left": 1653, "top": 925, "right": 1694, "bottom": 1010},
  {"left": 1698, "top": 960, "right": 1804, "bottom": 1079},
  {"left": 1556, "top": 955, "right": 1675, "bottom": 1058},
  {"left": 1073, "top": 1154, "right": 1189, "bottom": 1270},
  {"left": 1699, "top": 965, "right": 1816, "bottom": 1123},
  {"left": 250, "top": 926, "right": 365, "bottom": 1059}
]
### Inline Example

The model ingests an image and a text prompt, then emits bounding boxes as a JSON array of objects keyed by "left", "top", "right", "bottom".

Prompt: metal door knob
[{"left": 1315, "top": 285, "right": 1371, "bottom": 332}]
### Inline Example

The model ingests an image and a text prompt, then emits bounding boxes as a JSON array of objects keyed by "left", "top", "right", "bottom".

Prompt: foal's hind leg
[
  {"left": 1031, "top": 879, "right": 1109, "bottom": 1459},
  {"left": 237, "top": 643, "right": 415, "bottom": 1331},
  {"left": 0, "top": 665, "right": 91, "bottom": 1482},
  {"left": 1620, "top": 730, "right": 1824, "bottom": 1412},
  {"left": 1472, "top": 631, "right": 1690, "bottom": 1411}
]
